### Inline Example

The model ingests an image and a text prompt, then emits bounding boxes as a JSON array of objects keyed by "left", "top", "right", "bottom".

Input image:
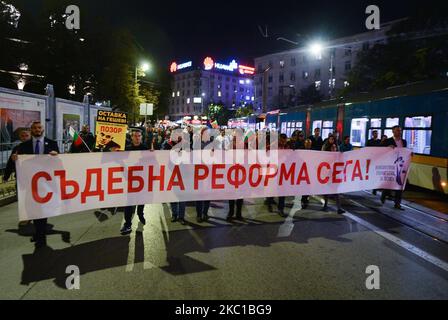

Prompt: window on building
[
  {"left": 350, "top": 118, "right": 369, "bottom": 147},
  {"left": 268, "top": 60, "right": 273, "bottom": 68},
  {"left": 290, "top": 72, "right": 296, "bottom": 81},
  {"left": 268, "top": 87, "right": 273, "bottom": 97},
  {"left": 345, "top": 61, "right": 352, "bottom": 71},
  {"left": 314, "top": 68, "right": 321, "bottom": 78},
  {"left": 403, "top": 116, "right": 432, "bottom": 155},
  {"left": 384, "top": 117, "right": 400, "bottom": 138},
  {"left": 258, "top": 64, "right": 263, "bottom": 72},
  {"left": 315, "top": 81, "right": 321, "bottom": 91},
  {"left": 362, "top": 42, "right": 370, "bottom": 51},
  {"left": 344, "top": 81, "right": 350, "bottom": 87},
  {"left": 303, "top": 71, "right": 309, "bottom": 80},
  {"left": 329, "top": 79, "right": 336, "bottom": 89},
  {"left": 268, "top": 74, "right": 273, "bottom": 83},
  {"left": 345, "top": 47, "right": 352, "bottom": 56},
  {"left": 291, "top": 57, "right": 296, "bottom": 66},
  {"left": 368, "top": 118, "right": 382, "bottom": 139},
  {"left": 303, "top": 55, "right": 308, "bottom": 64},
  {"left": 279, "top": 73, "right": 284, "bottom": 83},
  {"left": 280, "top": 60, "right": 285, "bottom": 68}
]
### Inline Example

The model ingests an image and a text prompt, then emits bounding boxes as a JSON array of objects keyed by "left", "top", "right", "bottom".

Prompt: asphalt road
[{"left": 0, "top": 195, "right": 447, "bottom": 300}]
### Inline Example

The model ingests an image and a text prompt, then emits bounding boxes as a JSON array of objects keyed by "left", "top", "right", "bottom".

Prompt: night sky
[{"left": 21, "top": 0, "right": 443, "bottom": 68}]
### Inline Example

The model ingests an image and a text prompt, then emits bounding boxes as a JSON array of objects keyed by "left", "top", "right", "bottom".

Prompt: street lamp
[
  {"left": 308, "top": 41, "right": 335, "bottom": 99},
  {"left": 134, "top": 61, "right": 151, "bottom": 124}
]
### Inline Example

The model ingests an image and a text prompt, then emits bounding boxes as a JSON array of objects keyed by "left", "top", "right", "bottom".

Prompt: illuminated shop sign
[
  {"left": 203, "top": 57, "right": 254, "bottom": 74},
  {"left": 215, "top": 59, "right": 238, "bottom": 72},
  {"left": 170, "top": 61, "right": 193, "bottom": 73},
  {"left": 238, "top": 65, "right": 255, "bottom": 75}
]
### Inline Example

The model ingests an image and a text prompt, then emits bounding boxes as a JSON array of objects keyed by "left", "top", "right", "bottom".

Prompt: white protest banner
[{"left": 16, "top": 148, "right": 412, "bottom": 221}]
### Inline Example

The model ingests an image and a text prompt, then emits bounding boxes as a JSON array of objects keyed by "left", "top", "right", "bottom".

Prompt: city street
[{"left": 1, "top": 193, "right": 447, "bottom": 300}]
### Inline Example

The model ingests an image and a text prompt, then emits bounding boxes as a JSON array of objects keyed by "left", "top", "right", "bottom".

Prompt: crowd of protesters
[{"left": 2, "top": 120, "right": 408, "bottom": 246}]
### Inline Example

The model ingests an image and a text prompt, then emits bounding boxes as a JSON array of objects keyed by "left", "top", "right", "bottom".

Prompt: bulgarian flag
[{"left": 69, "top": 127, "right": 83, "bottom": 147}]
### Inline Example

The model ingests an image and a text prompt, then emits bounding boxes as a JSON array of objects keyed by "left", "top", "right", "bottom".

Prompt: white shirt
[
  {"left": 32, "top": 136, "right": 45, "bottom": 155},
  {"left": 394, "top": 138, "right": 403, "bottom": 148}
]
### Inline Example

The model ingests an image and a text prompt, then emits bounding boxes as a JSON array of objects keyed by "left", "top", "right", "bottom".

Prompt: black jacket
[
  {"left": 125, "top": 143, "right": 148, "bottom": 151},
  {"left": 16, "top": 138, "right": 60, "bottom": 155},
  {"left": 366, "top": 138, "right": 381, "bottom": 147},
  {"left": 382, "top": 137, "right": 407, "bottom": 148},
  {"left": 310, "top": 136, "right": 323, "bottom": 151}
]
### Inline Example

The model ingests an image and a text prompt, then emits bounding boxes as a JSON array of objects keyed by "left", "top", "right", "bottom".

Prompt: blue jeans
[
  {"left": 196, "top": 201, "right": 210, "bottom": 218},
  {"left": 170, "top": 202, "right": 186, "bottom": 219}
]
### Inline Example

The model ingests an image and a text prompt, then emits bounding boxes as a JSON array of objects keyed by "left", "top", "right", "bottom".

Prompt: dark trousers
[
  {"left": 381, "top": 190, "right": 403, "bottom": 206},
  {"left": 324, "top": 195, "right": 342, "bottom": 210},
  {"left": 196, "top": 201, "right": 210, "bottom": 218},
  {"left": 34, "top": 218, "right": 48, "bottom": 245},
  {"left": 171, "top": 202, "right": 186, "bottom": 219},
  {"left": 124, "top": 205, "right": 144, "bottom": 227},
  {"left": 267, "top": 197, "right": 286, "bottom": 211},
  {"left": 228, "top": 199, "right": 243, "bottom": 217}
]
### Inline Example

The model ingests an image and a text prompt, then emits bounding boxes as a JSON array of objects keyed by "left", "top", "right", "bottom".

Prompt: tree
[
  {"left": 342, "top": 8, "right": 448, "bottom": 95},
  {"left": 235, "top": 104, "right": 254, "bottom": 118},
  {"left": 205, "top": 103, "right": 233, "bottom": 127}
]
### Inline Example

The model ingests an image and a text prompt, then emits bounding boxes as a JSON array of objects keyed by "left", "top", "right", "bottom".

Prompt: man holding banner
[
  {"left": 120, "top": 130, "right": 148, "bottom": 235},
  {"left": 13, "top": 121, "right": 60, "bottom": 249}
]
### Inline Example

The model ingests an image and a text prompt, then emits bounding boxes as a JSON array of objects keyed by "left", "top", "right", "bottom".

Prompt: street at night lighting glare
[
  {"left": 140, "top": 62, "right": 150, "bottom": 72},
  {"left": 309, "top": 42, "right": 324, "bottom": 56}
]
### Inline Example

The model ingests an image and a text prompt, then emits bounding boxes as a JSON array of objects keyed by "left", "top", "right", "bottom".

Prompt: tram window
[
  {"left": 404, "top": 116, "right": 432, "bottom": 155},
  {"left": 350, "top": 118, "right": 368, "bottom": 147},
  {"left": 384, "top": 118, "right": 400, "bottom": 139},
  {"left": 369, "top": 118, "right": 382, "bottom": 140},
  {"left": 282, "top": 121, "right": 303, "bottom": 137},
  {"left": 322, "top": 121, "right": 334, "bottom": 140},
  {"left": 312, "top": 120, "right": 322, "bottom": 133}
]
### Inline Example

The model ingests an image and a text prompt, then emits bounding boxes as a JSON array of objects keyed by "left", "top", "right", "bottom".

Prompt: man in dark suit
[
  {"left": 380, "top": 125, "right": 408, "bottom": 210},
  {"left": 12, "top": 121, "right": 60, "bottom": 249}
]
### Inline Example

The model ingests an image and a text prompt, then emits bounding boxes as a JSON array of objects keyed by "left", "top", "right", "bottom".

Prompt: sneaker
[
  {"left": 203, "top": 214, "right": 210, "bottom": 221},
  {"left": 138, "top": 215, "right": 146, "bottom": 225},
  {"left": 120, "top": 225, "right": 132, "bottom": 235},
  {"left": 322, "top": 205, "right": 329, "bottom": 212},
  {"left": 235, "top": 216, "right": 244, "bottom": 221},
  {"left": 197, "top": 216, "right": 203, "bottom": 223},
  {"left": 226, "top": 215, "right": 234, "bottom": 222},
  {"left": 278, "top": 210, "right": 287, "bottom": 218},
  {"left": 394, "top": 205, "right": 405, "bottom": 211},
  {"left": 337, "top": 209, "right": 346, "bottom": 215},
  {"left": 179, "top": 218, "right": 187, "bottom": 225},
  {"left": 171, "top": 216, "right": 178, "bottom": 223}
]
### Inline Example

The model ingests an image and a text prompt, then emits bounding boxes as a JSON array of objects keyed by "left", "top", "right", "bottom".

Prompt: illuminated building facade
[{"left": 168, "top": 57, "right": 255, "bottom": 120}]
